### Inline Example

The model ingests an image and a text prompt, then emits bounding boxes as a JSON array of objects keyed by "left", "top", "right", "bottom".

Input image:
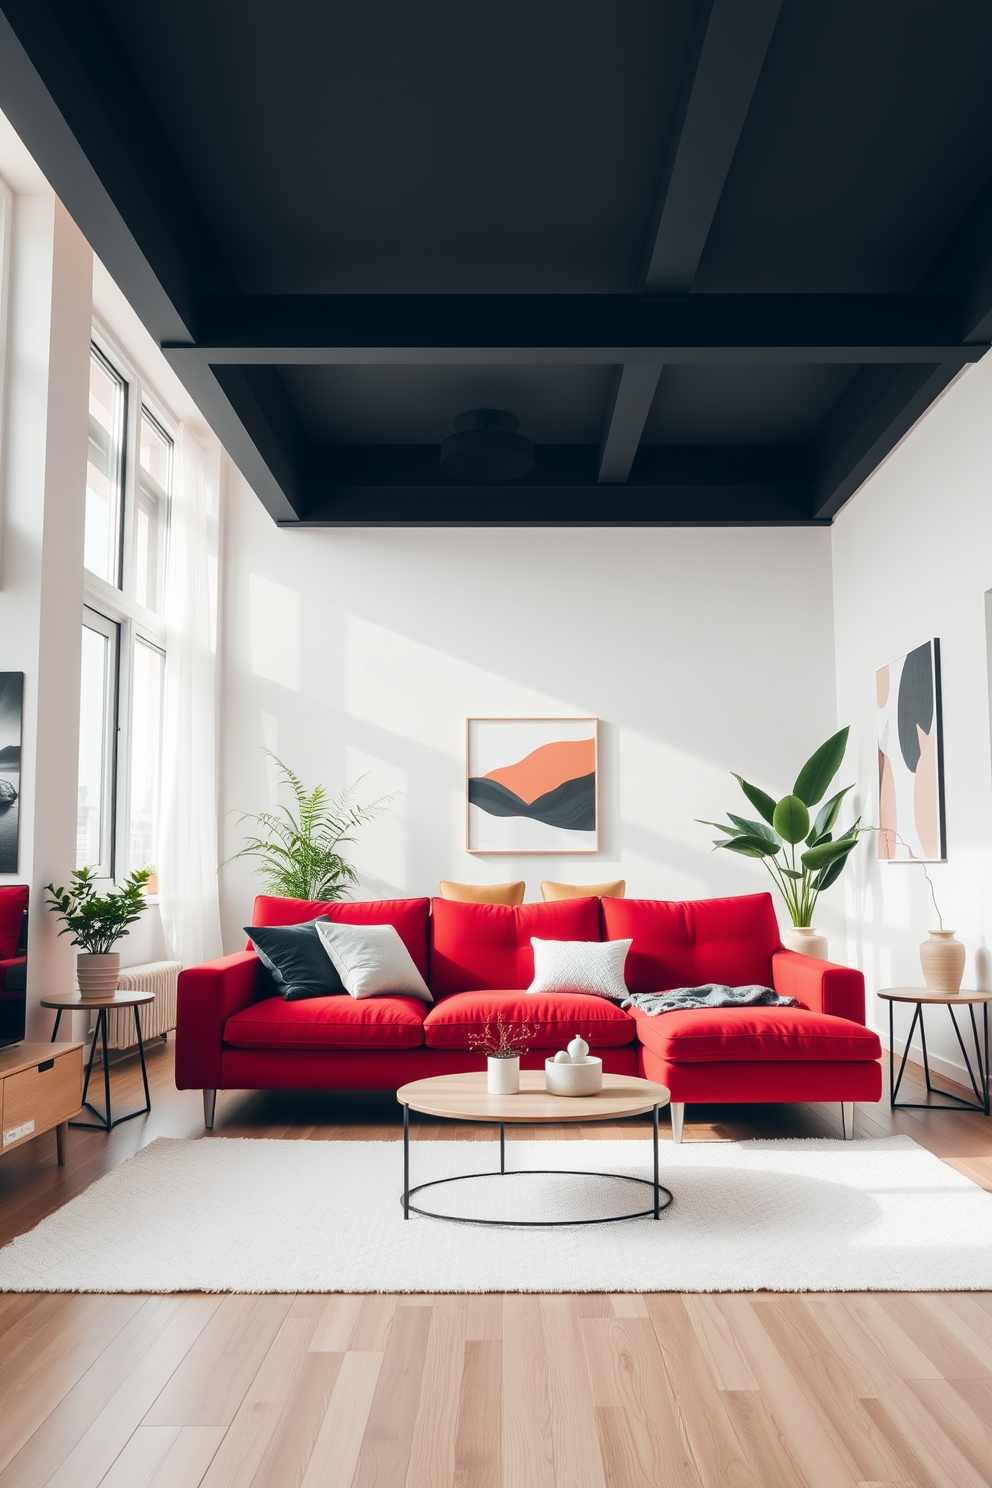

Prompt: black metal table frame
[
  {"left": 51, "top": 1004, "right": 151, "bottom": 1131},
  {"left": 401, "top": 1101, "right": 672, "bottom": 1226},
  {"left": 888, "top": 997, "right": 990, "bottom": 1114}
]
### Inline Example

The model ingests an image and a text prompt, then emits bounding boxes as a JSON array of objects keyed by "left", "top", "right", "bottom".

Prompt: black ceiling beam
[
  {"left": 811, "top": 363, "right": 964, "bottom": 521},
  {"left": 0, "top": 0, "right": 233, "bottom": 341},
  {"left": 298, "top": 492, "right": 820, "bottom": 527},
  {"left": 293, "top": 442, "right": 815, "bottom": 526},
  {"left": 595, "top": 0, "right": 782, "bottom": 483},
  {"left": 921, "top": 173, "right": 992, "bottom": 343},
  {"left": 809, "top": 166, "right": 992, "bottom": 519},
  {"left": 598, "top": 365, "right": 663, "bottom": 483},
  {"left": 165, "top": 360, "right": 306, "bottom": 523},
  {"left": 641, "top": 0, "right": 783, "bottom": 294},
  {"left": 171, "top": 293, "right": 978, "bottom": 365}
]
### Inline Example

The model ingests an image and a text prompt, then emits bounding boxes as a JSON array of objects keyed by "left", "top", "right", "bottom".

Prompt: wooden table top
[
  {"left": 396, "top": 1070, "right": 670, "bottom": 1124},
  {"left": 40, "top": 990, "right": 155, "bottom": 1010},
  {"left": 0, "top": 1042, "right": 83, "bottom": 1078},
  {"left": 877, "top": 987, "right": 992, "bottom": 1005}
]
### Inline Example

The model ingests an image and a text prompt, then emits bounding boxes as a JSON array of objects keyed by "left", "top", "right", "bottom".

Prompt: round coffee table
[
  {"left": 878, "top": 987, "right": 992, "bottom": 1114},
  {"left": 41, "top": 990, "right": 155, "bottom": 1131},
  {"left": 395, "top": 1070, "right": 672, "bottom": 1226}
]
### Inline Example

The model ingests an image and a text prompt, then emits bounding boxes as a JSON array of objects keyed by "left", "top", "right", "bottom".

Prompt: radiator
[{"left": 104, "top": 961, "right": 182, "bottom": 1050}]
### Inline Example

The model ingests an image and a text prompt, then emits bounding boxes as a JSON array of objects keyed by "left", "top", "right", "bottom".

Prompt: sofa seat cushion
[
  {"left": 630, "top": 1004, "right": 882, "bottom": 1064},
  {"left": 602, "top": 892, "right": 781, "bottom": 994},
  {"left": 223, "top": 994, "right": 427, "bottom": 1051},
  {"left": 423, "top": 989, "right": 635, "bottom": 1050},
  {"left": 430, "top": 897, "right": 602, "bottom": 994}
]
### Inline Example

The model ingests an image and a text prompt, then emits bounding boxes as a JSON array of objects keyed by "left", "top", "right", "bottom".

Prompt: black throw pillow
[{"left": 245, "top": 916, "right": 346, "bottom": 1001}]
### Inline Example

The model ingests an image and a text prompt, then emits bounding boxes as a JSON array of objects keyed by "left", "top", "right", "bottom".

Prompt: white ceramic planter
[
  {"left": 781, "top": 926, "right": 828, "bottom": 960},
  {"left": 76, "top": 951, "right": 120, "bottom": 999},
  {"left": 487, "top": 1055, "right": 520, "bottom": 1094},
  {"left": 544, "top": 1056, "right": 603, "bottom": 1097},
  {"left": 920, "top": 930, "right": 966, "bottom": 994}
]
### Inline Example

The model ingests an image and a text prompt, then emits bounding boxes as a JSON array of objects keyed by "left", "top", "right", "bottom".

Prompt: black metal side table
[
  {"left": 42, "top": 989, "right": 155, "bottom": 1130},
  {"left": 879, "top": 987, "right": 992, "bottom": 1114}
]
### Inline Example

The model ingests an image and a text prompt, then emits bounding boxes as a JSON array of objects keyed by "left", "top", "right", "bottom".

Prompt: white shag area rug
[{"left": 2, "top": 1134, "right": 991, "bottom": 1293}]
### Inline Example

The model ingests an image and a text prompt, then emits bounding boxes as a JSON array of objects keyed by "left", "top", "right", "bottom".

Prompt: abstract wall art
[
  {"left": 466, "top": 717, "right": 598, "bottom": 853},
  {"left": 876, "top": 640, "right": 946, "bottom": 861}
]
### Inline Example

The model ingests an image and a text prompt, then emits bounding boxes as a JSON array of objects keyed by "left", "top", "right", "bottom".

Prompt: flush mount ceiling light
[{"left": 439, "top": 409, "right": 536, "bottom": 483}]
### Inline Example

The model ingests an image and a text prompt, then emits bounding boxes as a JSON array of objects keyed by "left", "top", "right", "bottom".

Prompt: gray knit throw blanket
[{"left": 622, "top": 984, "right": 798, "bottom": 1016}]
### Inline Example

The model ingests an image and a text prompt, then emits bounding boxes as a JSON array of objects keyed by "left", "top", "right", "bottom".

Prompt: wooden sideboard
[{"left": 0, "top": 1042, "right": 83, "bottom": 1165}]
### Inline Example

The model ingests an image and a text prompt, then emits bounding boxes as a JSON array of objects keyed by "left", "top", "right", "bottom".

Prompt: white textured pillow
[
  {"left": 527, "top": 937, "right": 632, "bottom": 1001},
  {"left": 316, "top": 921, "right": 433, "bottom": 1003}
]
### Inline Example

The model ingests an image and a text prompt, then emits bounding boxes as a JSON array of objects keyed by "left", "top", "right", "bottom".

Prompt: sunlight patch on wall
[
  {"left": 249, "top": 574, "right": 300, "bottom": 690},
  {"left": 619, "top": 726, "right": 736, "bottom": 849},
  {"left": 345, "top": 614, "right": 574, "bottom": 755},
  {"left": 346, "top": 747, "right": 408, "bottom": 895}
]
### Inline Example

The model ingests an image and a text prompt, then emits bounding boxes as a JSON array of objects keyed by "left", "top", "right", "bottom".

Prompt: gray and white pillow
[
  {"left": 316, "top": 920, "right": 433, "bottom": 1002},
  {"left": 527, "top": 937, "right": 632, "bottom": 1002}
]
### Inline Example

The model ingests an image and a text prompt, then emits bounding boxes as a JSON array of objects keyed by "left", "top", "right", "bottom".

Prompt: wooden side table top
[
  {"left": 40, "top": 990, "right": 155, "bottom": 1011},
  {"left": 877, "top": 987, "right": 992, "bottom": 1006},
  {"left": 396, "top": 1070, "right": 670, "bottom": 1124}
]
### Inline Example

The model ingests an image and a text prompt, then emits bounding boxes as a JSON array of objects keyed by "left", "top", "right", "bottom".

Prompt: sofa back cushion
[
  {"left": 249, "top": 896, "right": 431, "bottom": 982},
  {"left": 601, "top": 892, "right": 781, "bottom": 994},
  {"left": 429, "top": 897, "right": 602, "bottom": 995}
]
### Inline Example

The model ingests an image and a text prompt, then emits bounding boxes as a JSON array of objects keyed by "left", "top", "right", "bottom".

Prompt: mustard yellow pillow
[
  {"left": 439, "top": 880, "right": 526, "bottom": 907},
  {"left": 540, "top": 879, "right": 626, "bottom": 902}
]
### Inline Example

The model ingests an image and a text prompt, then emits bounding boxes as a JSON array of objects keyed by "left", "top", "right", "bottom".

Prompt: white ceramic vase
[
  {"left": 920, "top": 930, "right": 966, "bottom": 994},
  {"left": 76, "top": 951, "right": 120, "bottom": 999},
  {"left": 487, "top": 1055, "right": 520, "bottom": 1094},
  {"left": 781, "top": 926, "right": 828, "bottom": 960}
]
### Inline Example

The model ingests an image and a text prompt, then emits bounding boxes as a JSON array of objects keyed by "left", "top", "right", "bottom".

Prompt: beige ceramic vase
[
  {"left": 781, "top": 926, "right": 828, "bottom": 960},
  {"left": 919, "top": 931, "right": 966, "bottom": 994},
  {"left": 76, "top": 951, "right": 120, "bottom": 999}
]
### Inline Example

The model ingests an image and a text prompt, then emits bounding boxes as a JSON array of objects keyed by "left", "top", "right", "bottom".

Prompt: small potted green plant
[
  {"left": 45, "top": 865, "right": 152, "bottom": 998},
  {"left": 699, "top": 727, "right": 862, "bottom": 956},
  {"left": 225, "top": 752, "right": 391, "bottom": 900}
]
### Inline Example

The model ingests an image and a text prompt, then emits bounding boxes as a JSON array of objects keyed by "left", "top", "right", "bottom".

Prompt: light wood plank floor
[{"left": 2, "top": 1038, "right": 992, "bottom": 1487}]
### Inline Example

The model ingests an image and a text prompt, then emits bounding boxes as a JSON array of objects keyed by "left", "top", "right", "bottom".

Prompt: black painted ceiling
[{"left": 1, "top": 0, "right": 991, "bottom": 524}]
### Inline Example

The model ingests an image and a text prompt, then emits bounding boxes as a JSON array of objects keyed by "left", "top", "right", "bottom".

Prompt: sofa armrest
[
  {"left": 771, "top": 949, "right": 865, "bottom": 1024},
  {"left": 175, "top": 950, "right": 262, "bottom": 1090}
]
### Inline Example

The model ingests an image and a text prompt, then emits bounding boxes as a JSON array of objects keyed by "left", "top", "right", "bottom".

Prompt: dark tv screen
[{"left": 0, "top": 884, "right": 28, "bottom": 1047}]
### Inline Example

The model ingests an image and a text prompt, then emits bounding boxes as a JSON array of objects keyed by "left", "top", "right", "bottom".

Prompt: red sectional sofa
[{"left": 175, "top": 890, "right": 882, "bottom": 1138}]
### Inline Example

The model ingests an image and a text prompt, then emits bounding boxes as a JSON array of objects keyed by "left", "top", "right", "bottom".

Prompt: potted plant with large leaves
[
  {"left": 700, "top": 726, "right": 861, "bottom": 957},
  {"left": 45, "top": 865, "right": 152, "bottom": 998}
]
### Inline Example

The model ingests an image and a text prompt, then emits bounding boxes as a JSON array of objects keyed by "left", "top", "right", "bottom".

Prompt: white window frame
[
  {"left": 79, "top": 606, "right": 120, "bottom": 880},
  {"left": 82, "top": 322, "right": 176, "bottom": 887}
]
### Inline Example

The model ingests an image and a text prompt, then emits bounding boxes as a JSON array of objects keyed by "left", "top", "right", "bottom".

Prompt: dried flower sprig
[{"left": 469, "top": 1015, "right": 536, "bottom": 1059}]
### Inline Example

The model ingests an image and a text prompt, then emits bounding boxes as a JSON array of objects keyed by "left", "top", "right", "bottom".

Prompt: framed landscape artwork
[
  {"left": 466, "top": 717, "right": 599, "bottom": 854},
  {"left": 876, "top": 640, "right": 946, "bottom": 861}
]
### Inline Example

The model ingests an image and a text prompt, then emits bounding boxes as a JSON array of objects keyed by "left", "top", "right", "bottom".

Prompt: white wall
[
  {"left": 832, "top": 351, "right": 992, "bottom": 1081},
  {"left": 218, "top": 462, "right": 839, "bottom": 953}
]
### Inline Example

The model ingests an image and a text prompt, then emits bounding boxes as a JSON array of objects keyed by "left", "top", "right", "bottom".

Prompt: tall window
[{"left": 78, "top": 335, "right": 173, "bottom": 882}]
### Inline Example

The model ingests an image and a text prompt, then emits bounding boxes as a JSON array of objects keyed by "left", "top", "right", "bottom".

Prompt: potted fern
[
  {"left": 225, "top": 753, "right": 391, "bottom": 900},
  {"left": 45, "top": 866, "right": 152, "bottom": 998},
  {"left": 700, "top": 726, "right": 862, "bottom": 957}
]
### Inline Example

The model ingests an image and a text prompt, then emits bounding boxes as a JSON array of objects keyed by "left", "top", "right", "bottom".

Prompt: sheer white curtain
[{"left": 158, "top": 425, "right": 223, "bottom": 966}]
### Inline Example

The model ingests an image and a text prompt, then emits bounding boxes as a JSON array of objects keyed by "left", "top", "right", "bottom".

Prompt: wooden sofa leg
[
  {"left": 670, "top": 1103, "right": 685, "bottom": 1144},
  {"left": 841, "top": 1101, "right": 854, "bottom": 1140},
  {"left": 203, "top": 1089, "right": 217, "bottom": 1131}
]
